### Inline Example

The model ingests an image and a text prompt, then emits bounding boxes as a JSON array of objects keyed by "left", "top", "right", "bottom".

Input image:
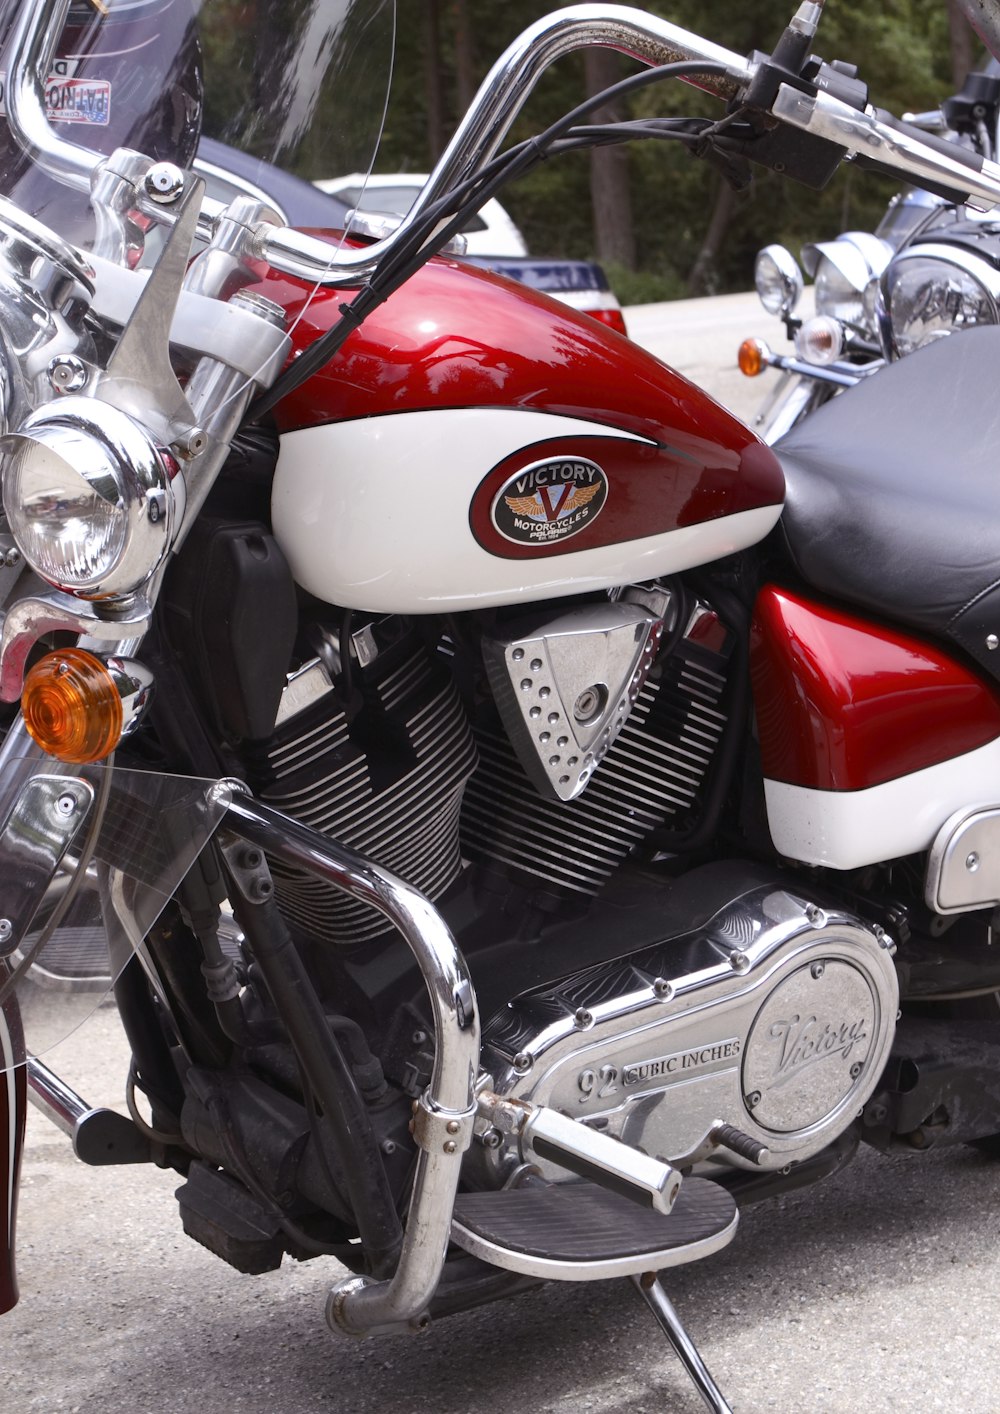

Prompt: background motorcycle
[
  {"left": 739, "top": 64, "right": 1000, "bottom": 440},
  {"left": 6, "top": 3, "right": 1000, "bottom": 1412}
]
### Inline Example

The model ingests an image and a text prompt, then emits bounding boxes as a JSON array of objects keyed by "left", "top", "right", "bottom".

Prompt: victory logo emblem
[{"left": 491, "top": 456, "right": 609, "bottom": 546}]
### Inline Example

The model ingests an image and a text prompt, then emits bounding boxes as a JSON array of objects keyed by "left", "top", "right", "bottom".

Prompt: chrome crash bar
[{"left": 221, "top": 793, "right": 480, "bottom": 1338}]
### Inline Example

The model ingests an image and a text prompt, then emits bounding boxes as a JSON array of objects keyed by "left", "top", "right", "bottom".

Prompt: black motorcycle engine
[{"left": 224, "top": 581, "right": 735, "bottom": 949}]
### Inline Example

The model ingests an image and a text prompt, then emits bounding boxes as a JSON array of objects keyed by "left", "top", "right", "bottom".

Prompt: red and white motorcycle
[{"left": 4, "top": 2, "right": 1000, "bottom": 1409}]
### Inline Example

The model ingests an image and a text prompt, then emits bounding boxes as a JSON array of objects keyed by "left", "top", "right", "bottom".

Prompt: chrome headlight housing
[
  {"left": 1, "top": 396, "right": 175, "bottom": 600},
  {"left": 754, "top": 244, "right": 803, "bottom": 317},
  {"left": 802, "top": 232, "right": 893, "bottom": 334},
  {"left": 881, "top": 247, "right": 998, "bottom": 357}
]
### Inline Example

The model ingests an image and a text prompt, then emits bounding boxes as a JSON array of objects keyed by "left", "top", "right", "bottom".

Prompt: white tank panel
[{"left": 271, "top": 407, "right": 781, "bottom": 613}]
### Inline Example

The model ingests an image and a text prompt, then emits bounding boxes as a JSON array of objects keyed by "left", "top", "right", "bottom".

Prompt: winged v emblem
[{"left": 505, "top": 480, "right": 602, "bottom": 522}]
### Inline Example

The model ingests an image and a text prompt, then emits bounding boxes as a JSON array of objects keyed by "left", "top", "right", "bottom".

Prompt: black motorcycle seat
[{"left": 774, "top": 324, "right": 1000, "bottom": 682}]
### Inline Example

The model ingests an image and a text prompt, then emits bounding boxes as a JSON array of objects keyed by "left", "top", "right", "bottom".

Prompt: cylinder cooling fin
[
  {"left": 462, "top": 603, "right": 733, "bottom": 897},
  {"left": 244, "top": 626, "right": 477, "bottom": 947}
]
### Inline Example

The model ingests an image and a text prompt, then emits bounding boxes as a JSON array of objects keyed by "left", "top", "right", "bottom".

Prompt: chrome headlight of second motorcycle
[
  {"left": 754, "top": 244, "right": 803, "bottom": 317},
  {"left": 881, "top": 246, "right": 999, "bottom": 357},
  {"left": 1, "top": 395, "right": 176, "bottom": 600},
  {"left": 802, "top": 231, "right": 893, "bottom": 334}
]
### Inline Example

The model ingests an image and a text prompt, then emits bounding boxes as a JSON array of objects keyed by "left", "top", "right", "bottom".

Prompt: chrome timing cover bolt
[
  {"left": 512, "top": 1051, "right": 533, "bottom": 1074},
  {"left": 573, "top": 686, "right": 602, "bottom": 722}
]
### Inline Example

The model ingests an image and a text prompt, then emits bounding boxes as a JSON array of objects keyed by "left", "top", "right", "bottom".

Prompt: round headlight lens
[
  {"left": 883, "top": 255, "right": 997, "bottom": 357},
  {"left": 1, "top": 397, "right": 171, "bottom": 599},
  {"left": 755, "top": 245, "right": 803, "bottom": 316},
  {"left": 4, "top": 431, "right": 129, "bottom": 590}
]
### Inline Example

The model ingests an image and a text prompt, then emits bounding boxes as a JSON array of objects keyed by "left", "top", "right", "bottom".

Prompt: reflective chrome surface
[
  {"left": 926, "top": 805, "right": 1000, "bottom": 913},
  {"left": 221, "top": 793, "right": 480, "bottom": 1338},
  {"left": 477, "top": 1088, "right": 682, "bottom": 1213},
  {"left": 754, "top": 244, "right": 804, "bottom": 317},
  {"left": 25, "top": 1054, "right": 90, "bottom": 1137},
  {"left": 7, "top": 3, "right": 752, "bottom": 289},
  {"left": 450, "top": 1201, "right": 738, "bottom": 1282},
  {"left": 0, "top": 773, "right": 94, "bottom": 958},
  {"left": 0, "top": 589, "right": 151, "bottom": 703},
  {"left": 772, "top": 84, "right": 1000, "bottom": 213},
  {"left": 483, "top": 603, "right": 664, "bottom": 802},
  {"left": 102, "top": 657, "right": 155, "bottom": 739},
  {"left": 483, "top": 884, "right": 899, "bottom": 1179},
  {"left": 633, "top": 1274, "right": 734, "bottom": 1414},
  {"left": 885, "top": 242, "right": 1000, "bottom": 300},
  {"left": 1, "top": 395, "right": 173, "bottom": 599}
]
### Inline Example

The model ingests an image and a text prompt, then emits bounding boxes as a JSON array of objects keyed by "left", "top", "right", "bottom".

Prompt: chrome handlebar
[
  {"left": 7, "top": 3, "right": 751, "bottom": 288},
  {"left": 10, "top": 1, "right": 1000, "bottom": 286}
]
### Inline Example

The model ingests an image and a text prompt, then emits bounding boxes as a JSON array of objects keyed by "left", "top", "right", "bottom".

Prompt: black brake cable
[{"left": 247, "top": 58, "right": 731, "bottom": 423}]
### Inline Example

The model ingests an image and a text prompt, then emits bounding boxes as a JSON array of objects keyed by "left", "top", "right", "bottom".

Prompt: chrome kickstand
[{"left": 630, "top": 1272, "right": 734, "bottom": 1414}]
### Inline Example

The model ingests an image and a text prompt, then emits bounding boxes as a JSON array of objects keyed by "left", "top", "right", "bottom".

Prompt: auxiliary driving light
[
  {"left": 754, "top": 245, "right": 803, "bottom": 317},
  {"left": 794, "top": 315, "right": 845, "bottom": 366},
  {"left": 21, "top": 648, "right": 153, "bottom": 763}
]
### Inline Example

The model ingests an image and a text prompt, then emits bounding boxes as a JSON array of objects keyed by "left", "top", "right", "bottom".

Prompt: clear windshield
[
  {"left": 0, "top": 0, "right": 394, "bottom": 250},
  {"left": 0, "top": 1, "right": 395, "bottom": 1074},
  {"left": 0, "top": 761, "right": 232, "bottom": 1070}
]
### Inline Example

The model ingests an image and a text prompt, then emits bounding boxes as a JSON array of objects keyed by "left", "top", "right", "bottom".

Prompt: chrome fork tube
[{"left": 220, "top": 794, "right": 480, "bottom": 1336}]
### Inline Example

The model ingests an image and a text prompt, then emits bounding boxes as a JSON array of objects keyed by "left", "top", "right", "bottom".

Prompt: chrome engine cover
[{"left": 481, "top": 878, "right": 899, "bottom": 1178}]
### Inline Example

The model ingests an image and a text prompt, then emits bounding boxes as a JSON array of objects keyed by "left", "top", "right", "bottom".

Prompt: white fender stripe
[{"left": 764, "top": 734, "right": 1000, "bottom": 869}]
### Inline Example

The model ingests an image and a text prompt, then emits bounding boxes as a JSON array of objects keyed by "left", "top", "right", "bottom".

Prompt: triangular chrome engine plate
[{"left": 483, "top": 602, "right": 664, "bottom": 801}]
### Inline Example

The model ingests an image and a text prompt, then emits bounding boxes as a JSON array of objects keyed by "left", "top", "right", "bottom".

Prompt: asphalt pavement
[{"left": 6, "top": 295, "right": 1000, "bottom": 1414}]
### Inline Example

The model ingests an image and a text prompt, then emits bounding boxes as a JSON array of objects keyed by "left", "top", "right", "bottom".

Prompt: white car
[{"left": 313, "top": 172, "right": 529, "bottom": 257}]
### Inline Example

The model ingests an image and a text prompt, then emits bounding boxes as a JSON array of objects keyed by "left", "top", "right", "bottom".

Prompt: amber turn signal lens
[
  {"left": 738, "top": 338, "right": 766, "bottom": 377},
  {"left": 21, "top": 648, "right": 123, "bottom": 764}
]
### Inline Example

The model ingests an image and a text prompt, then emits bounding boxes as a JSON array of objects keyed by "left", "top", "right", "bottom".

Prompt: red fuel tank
[{"left": 257, "top": 249, "right": 784, "bottom": 613}]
